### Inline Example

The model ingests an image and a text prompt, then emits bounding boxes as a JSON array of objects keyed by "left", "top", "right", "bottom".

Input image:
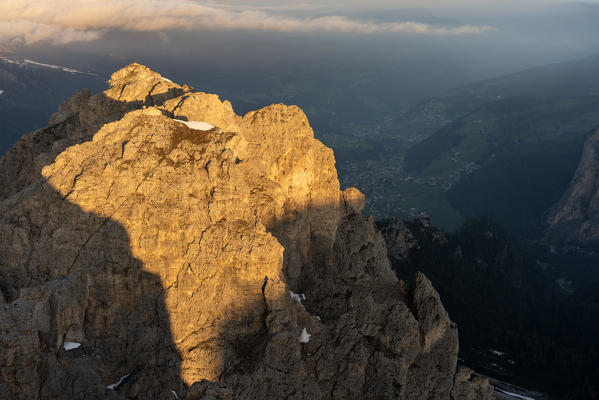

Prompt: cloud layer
[{"left": 0, "top": 0, "right": 495, "bottom": 45}]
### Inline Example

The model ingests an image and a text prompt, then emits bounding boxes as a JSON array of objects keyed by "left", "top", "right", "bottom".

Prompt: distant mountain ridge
[
  {"left": 370, "top": 54, "right": 599, "bottom": 231},
  {"left": 336, "top": 53, "right": 599, "bottom": 225},
  {"left": 0, "top": 54, "right": 97, "bottom": 75},
  {"left": 394, "top": 54, "right": 599, "bottom": 142},
  {"left": 0, "top": 53, "right": 105, "bottom": 155}
]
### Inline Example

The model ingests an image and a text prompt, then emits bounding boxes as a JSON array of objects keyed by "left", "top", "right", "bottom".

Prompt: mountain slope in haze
[
  {"left": 0, "top": 53, "right": 105, "bottom": 154},
  {"left": 396, "top": 96, "right": 599, "bottom": 233},
  {"left": 331, "top": 54, "right": 599, "bottom": 223},
  {"left": 394, "top": 54, "right": 599, "bottom": 142},
  {"left": 0, "top": 63, "right": 493, "bottom": 400}
]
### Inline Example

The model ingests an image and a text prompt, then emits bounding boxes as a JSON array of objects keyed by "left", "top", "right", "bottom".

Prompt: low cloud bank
[{"left": 0, "top": 0, "right": 495, "bottom": 45}]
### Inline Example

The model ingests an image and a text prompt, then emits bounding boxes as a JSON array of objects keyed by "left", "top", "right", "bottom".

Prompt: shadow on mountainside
[
  {"left": 180, "top": 199, "right": 469, "bottom": 399},
  {"left": 0, "top": 191, "right": 474, "bottom": 400},
  {"left": 0, "top": 175, "right": 184, "bottom": 399}
]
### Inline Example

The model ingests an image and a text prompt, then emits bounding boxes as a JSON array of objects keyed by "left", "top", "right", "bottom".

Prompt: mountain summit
[{"left": 0, "top": 64, "right": 492, "bottom": 399}]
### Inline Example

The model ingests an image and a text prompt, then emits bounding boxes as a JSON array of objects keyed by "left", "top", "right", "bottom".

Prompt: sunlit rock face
[{"left": 0, "top": 64, "right": 491, "bottom": 400}]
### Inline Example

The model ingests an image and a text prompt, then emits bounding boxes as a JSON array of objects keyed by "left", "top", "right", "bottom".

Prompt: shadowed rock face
[
  {"left": 0, "top": 63, "right": 492, "bottom": 399},
  {"left": 548, "top": 127, "right": 599, "bottom": 245}
]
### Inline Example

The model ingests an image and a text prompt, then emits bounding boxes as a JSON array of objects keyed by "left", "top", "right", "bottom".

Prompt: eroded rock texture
[{"left": 0, "top": 64, "right": 491, "bottom": 400}]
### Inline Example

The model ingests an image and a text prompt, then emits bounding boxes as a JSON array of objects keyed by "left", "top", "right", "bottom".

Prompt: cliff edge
[{"left": 548, "top": 127, "right": 599, "bottom": 246}]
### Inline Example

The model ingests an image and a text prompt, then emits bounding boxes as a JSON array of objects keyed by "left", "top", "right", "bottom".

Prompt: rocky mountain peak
[{"left": 0, "top": 64, "right": 492, "bottom": 399}]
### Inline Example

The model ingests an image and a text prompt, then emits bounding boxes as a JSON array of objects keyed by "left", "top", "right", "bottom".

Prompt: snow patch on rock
[
  {"left": 106, "top": 373, "right": 130, "bottom": 390},
  {"left": 290, "top": 291, "right": 306, "bottom": 303},
  {"left": 496, "top": 388, "right": 535, "bottom": 400},
  {"left": 300, "top": 328, "right": 311, "bottom": 343},
  {"left": 63, "top": 341, "right": 81, "bottom": 351},
  {"left": 173, "top": 119, "right": 215, "bottom": 131}
]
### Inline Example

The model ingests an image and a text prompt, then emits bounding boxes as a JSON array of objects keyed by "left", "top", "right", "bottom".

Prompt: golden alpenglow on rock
[{"left": 0, "top": 64, "right": 493, "bottom": 400}]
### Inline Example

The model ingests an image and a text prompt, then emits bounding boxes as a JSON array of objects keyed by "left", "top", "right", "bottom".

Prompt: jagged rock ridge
[{"left": 0, "top": 63, "right": 492, "bottom": 399}]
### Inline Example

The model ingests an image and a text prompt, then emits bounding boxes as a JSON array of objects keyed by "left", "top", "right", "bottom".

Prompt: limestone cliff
[
  {"left": 0, "top": 64, "right": 492, "bottom": 399},
  {"left": 548, "top": 127, "right": 599, "bottom": 245}
]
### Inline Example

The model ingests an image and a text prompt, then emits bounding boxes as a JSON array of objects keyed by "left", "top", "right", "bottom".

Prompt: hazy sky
[
  {"left": 2, "top": 0, "right": 599, "bottom": 113},
  {"left": 0, "top": 0, "right": 496, "bottom": 46},
  {"left": 0, "top": 1, "right": 597, "bottom": 56}
]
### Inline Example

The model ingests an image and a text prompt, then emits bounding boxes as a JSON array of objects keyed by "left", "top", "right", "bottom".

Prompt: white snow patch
[
  {"left": 490, "top": 349, "right": 504, "bottom": 356},
  {"left": 299, "top": 328, "right": 311, "bottom": 343},
  {"left": 173, "top": 119, "right": 215, "bottom": 131},
  {"left": 0, "top": 57, "right": 98, "bottom": 75},
  {"left": 106, "top": 373, "right": 130, "bottom": 390},
  {"left": 0, "top": 89, "right": 3, "bottom": 95},
  {"left": 171, "top": 390, "right": 179, "bottom": 399},
  {"left": 289, "top": 291, "right": 306, "bottom": 303},
  {"left": 63, "top": 341, "right": 81, "bottom": 350},
  {"left": 23, "top": 58, "right": 81, "bottom": 73},
  {"left": 162, "top": 77, "right": 173, "bottom": 83},
  {"left": 315, "top": 315, "right": 321, "bottom": 321},
  {"left": 496, "top": 389, "right": 535, "bottom": 400}
]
